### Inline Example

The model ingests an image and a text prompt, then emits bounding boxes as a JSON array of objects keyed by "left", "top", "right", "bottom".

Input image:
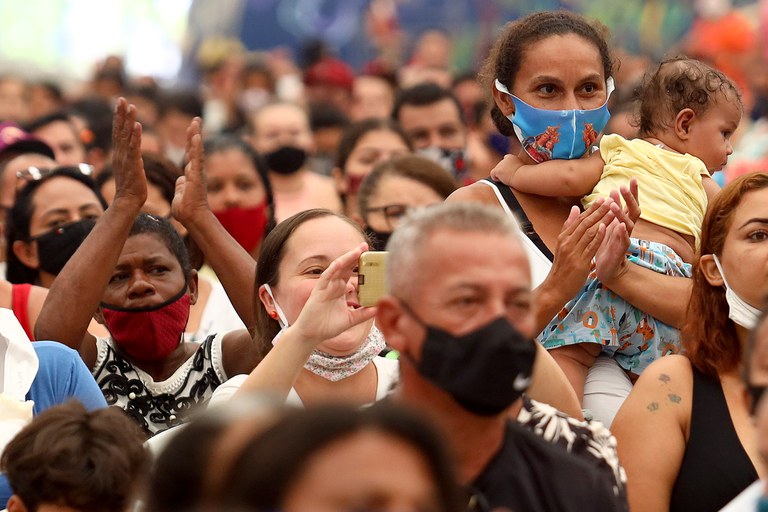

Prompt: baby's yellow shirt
[{"left": 582, "top": 134, "right": 709, "bottom": 247}]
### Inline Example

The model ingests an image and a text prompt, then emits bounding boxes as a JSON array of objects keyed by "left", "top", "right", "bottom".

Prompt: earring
[{"left": 269, "top": 311, "right": 278, "bottom": 319}]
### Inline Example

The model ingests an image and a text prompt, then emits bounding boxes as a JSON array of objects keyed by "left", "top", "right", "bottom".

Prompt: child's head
[
  {"left": 2, "top": 402, "right": 149, "bottom": 512},
  {"left": 637, "top": 56, "right": 743, "bottom": 172}
]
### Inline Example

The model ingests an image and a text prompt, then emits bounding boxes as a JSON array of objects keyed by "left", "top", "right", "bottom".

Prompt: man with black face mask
[
  {"left": 376, "top": 202, "right": 626, "bottom": 512},
  {"left": 249, "top": 102, "right": 342, "bottom": 222}
]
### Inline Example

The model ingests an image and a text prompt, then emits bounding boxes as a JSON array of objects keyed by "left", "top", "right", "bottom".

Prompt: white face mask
[
  {"left": 712, "top": 254, "right": 762, "bottom": 329},
  {"left": 263, "top": 283, "right": 290, "bottom": 330}
]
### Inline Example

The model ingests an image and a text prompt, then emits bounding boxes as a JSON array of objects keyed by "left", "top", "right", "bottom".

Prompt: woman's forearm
[
  {"left": 184, "top": 210, "right": 257, "bottom": 331},
  {"left": 606, "top": 264, "right": 691, "bottom": 328}
]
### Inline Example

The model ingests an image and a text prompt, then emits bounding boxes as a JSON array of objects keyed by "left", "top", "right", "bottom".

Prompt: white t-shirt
[
  {"left": 184, "top": 279, "right": 245, "bottom": 343},
  {"left": 209, "top": 356, "right": 399, "bottom": 408}
]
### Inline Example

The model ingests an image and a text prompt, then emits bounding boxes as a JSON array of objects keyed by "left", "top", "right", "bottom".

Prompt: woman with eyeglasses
[
  {"left": 34, "top": 100, "right": 261, "bottom": 437},
  {"left": 332, "top": 118, "right": 413, "bottom": 220},
  {"left": 355, "top": 155, "right": 457, "bottom": 251}
]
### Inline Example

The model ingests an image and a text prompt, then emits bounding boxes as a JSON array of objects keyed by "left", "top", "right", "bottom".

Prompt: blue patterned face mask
[{"left": 494, "top": 77, "right": 614, "bottom": 163}]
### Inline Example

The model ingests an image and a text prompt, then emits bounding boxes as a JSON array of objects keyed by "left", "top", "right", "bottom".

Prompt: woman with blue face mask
[
  {"left": 446, "top": 10, "right": 699, "bottom": 425},
  {"left": 612, "top": 172, "right": 768, "bottom": 512}
]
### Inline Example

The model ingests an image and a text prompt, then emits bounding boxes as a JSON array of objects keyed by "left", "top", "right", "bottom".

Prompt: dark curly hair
[
  {"left": 481, "top": 10, "right": 613, "bottom": 136},
  {"left": 636, "top": 56, "right": 742, "bottom": 137}
]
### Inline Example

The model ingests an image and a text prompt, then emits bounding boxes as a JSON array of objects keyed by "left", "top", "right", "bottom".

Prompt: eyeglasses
[
  {"left": 16, "top": 163, "right": 95, "bottom": 181},
  {"left": 364, "top": 204, "right": 409, "bottom": 230}
]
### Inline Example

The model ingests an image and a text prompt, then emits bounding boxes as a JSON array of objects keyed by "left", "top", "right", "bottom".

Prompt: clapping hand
[
  {"left": 111, "top": 98, "right": 147, "bottom": 209},
  {"left": 172, "top": 117, "right": 210, "bottom": 227}
]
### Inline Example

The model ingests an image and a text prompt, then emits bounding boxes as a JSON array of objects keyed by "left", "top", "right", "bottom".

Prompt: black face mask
[
  {"left": 403, "top": 302, "right": 537, "bottom": 416},
  {"left": 748, "top": 384, "right": 766, "bottom": 416},
  {"left": 265, "top": 146, "right": 307, "bottom": 175},
  {"left": 365, "top": 227, "right": 391, "bottom": 252},
  {"left": 31, "top": 219, "right": 96, "bottom": 275}
]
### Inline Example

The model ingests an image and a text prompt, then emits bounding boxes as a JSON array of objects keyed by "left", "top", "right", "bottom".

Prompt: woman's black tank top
[{"left": 669, "top": 367, "right": 758, "bottom": 511}]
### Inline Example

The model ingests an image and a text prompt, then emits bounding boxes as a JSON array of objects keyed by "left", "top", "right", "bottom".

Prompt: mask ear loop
[
  {"left": 263, "top": 284, "right": 290, "bottom": 329},
  {"left": 711, "top": 254, "right": 731, "bottom": 290}
]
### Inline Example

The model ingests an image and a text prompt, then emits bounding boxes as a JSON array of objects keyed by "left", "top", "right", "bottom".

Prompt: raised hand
[
  {"left": 172, "top": 117, "right": 210, "bottom": 226},
  {"left": 288, "top": 243, "right": 377, "bottom": 347},
  {"left": 546, "top": 198, "right": 612, "bottom": 299},
  {"left": 111, "top": 98, "right": 147, "bottom": 209},
  {"left": 608, "top": 177, "right": 641, "bottom": 236},
  {"left": 595, "top": 218, "right": 631, "bottom": 287}
]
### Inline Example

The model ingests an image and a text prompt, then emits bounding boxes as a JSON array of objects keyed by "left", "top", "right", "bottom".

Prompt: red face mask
[
  {"left": 213, "top": 203, "right": 268, "bottom": 254},
  {"left": 346, "top": 174, "right": 366, "bottom": 195},
  {"left": 100, "top": 287, "right": 191, "bottom": 362}
]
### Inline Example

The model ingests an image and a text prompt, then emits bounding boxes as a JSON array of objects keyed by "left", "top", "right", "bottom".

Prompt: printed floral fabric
[{"left": 517, "top": 397, "right": 627, "bottom": 501}]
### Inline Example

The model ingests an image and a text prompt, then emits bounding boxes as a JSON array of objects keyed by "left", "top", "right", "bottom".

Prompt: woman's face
[
  {"left": 101, "top": 233, "right": 194, "bottom": 309},
  {"left": 100, "top": 178, "right": 186, "bottom": 235},
  {"left": 281, "top": 430, "right": 443, "bottom": 512},
  {"left": 344, "top": 130, "right": 410, "bottom": 187},
  {"left": 205, "top": 148, "right": 266, "bottom": 211},
  {"left": 502, "top": 33, "right": 608, "bottom": 113},
  {"left": 364, "top": 175, "right": 444, "bottom": 233},
  {"left": 265, "top": 216, "right": 372, "bottom": 355},
  {"left": 713, "top": 188, "right": 768, "bottom": 308},
  {"left": 28, "top": 176, "right": 103, "bottom": 238},
  {"left": 100, "top": 177, "right": 171, "bottom": 218}
]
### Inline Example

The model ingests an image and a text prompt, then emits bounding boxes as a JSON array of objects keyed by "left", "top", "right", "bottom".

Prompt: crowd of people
[{"left": 0, "top": 5, "right": 766, "bottom": 512}]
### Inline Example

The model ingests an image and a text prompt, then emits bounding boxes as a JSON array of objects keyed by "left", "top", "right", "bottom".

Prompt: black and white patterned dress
[
  {"left": 93, "top": 333, "right": 227, "bottom": 437},
  {"left": 517, "top": 396, "right": 627, "bottom": 502}
]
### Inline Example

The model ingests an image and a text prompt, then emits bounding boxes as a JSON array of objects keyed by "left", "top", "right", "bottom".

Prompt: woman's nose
[
  {"left": 222, "top": 184, "right": 242, "bottom": 209},
  {"left": 127, "top": 273, "right": 155, "bottom": 300}
]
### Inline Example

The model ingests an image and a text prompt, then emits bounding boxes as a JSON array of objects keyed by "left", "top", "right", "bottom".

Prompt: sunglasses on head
[{"left": 16, "top": 163, "right": 94, "bottom": 181}]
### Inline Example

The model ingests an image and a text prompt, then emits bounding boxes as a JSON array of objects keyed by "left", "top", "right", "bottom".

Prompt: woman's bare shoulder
[{"left": 445, "top": 181, "right": 498, "bottom": 206}]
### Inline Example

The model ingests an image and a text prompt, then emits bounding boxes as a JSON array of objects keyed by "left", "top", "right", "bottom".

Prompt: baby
[{"left": 492, "top": 57, "right": 742, "bottom": 400}]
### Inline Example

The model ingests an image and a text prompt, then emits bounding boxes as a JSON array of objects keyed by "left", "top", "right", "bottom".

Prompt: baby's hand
[{"left": 490, "top": 154, "right": 525, "bottom": 185}]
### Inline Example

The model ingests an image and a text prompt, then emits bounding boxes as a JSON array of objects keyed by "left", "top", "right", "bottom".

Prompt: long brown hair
[{"left": 683, "top": 172, "right": 768, "bottom": 377}]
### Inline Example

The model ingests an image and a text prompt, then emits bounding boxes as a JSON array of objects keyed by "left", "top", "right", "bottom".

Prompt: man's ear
[
  {"left": 7, "top": 494, "right": 29, "bottom": 512},
  {"left": 12, "top": 240, "right": 39, "bottom": 270},
  {"left": 699, "top": 253, "right": 724, "bottom": 287},
  {"left": 491, "top": 82, "right": 515, "bottom": 117},
  {"left": 187, "top": 270, "right": 199, "bottom": 306},
  {"left": 375, "top": 296, "right": 410, "bottom": 352},
  {"left": 674, "top": 108, "right": 696, "bottom": 141}
]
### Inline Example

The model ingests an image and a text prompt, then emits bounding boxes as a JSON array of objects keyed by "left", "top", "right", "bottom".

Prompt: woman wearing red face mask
[
  {"left": 202, "top": 135, "right": 276, "bottom": 259},
  {"left": 34, "top": 100, "right": 261, "bottom": 437}
]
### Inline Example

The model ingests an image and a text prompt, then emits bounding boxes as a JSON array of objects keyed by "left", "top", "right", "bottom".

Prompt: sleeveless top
[
  {"left": 92, "top": 333, "right": 228, "bottom": 437},
  {"left": 669, "top": 367, "right": 758, "bottom": 512},
  {"left": 11, "top": 283, "right": 34, "bottom": 340},
  {"left": 478, "top": 179, "right": 553, "bottom": 288}
]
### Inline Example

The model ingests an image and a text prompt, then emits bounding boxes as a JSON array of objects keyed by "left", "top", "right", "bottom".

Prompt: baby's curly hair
[{"left": 637, "top": 56, "right": 742, "bottom": 137}]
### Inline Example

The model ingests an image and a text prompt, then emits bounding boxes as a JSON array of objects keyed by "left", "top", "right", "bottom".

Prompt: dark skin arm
[
  {"left": 35, "top": 99, "right": 148, "bottom": 368},
  {"left": 172, "top": 117, "right": 258, "bottom": 333},
  {"left": 175, "top": 119, "right": 262, "bottom": 377}
]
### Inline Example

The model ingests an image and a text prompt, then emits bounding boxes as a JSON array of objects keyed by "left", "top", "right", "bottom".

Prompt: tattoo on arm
[
  {"left": 668, "top": 394, "right": 681, "bottom": 404},
  {"left": 647, "top": 402, "right": 659, "bottom": 412},
  {"left": 659, "top": 374, "right": 671, "bottom": 384}
]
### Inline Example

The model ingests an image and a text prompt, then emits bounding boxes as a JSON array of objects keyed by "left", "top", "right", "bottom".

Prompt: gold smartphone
[{"left": 358, "top": 251, "right": 389, "bottom": 307}]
